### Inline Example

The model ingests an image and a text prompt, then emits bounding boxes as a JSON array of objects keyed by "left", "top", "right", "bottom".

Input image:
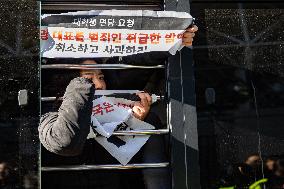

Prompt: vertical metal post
[{"left": 165, "top": 0, "right": 200, "bottom": 188}]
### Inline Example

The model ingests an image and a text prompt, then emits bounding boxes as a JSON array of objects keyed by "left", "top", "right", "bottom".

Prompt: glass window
[
  {"left": 0, "top": 1, "right": 39, "bottom": 189},
  {"left": 192, "top": 3, "right": 284, "bottom": 189}
]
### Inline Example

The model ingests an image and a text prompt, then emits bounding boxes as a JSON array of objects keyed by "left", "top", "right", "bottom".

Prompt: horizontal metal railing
[
  {"left": 41, "top": 162, "right": 169, "bottom": 171},
  {"left": 41, "top": 95, "right": 164, "bottom": 102},
  {"left": 111, "top": 129, "right": 169, "bottom": 135},
  {"left": 41, "top": 90, "right": 164, "bottom": 103},
  {"left": 41, "top": 64, "right": 164, "bottom": 70}
]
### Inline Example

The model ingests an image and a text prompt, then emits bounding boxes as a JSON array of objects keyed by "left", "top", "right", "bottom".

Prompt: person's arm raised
[{"left": 39, "top": 77, "right": 95, "bottom": 156}]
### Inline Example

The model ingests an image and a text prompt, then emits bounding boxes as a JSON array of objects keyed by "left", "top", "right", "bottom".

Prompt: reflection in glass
[{"left": 192, "top": 4, "right": 284, "bottom": 189}]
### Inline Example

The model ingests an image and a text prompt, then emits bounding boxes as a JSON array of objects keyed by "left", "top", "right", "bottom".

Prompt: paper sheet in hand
[
  {"left": 91, "top": 96, "right": 132, "bottom": 137},
  {"left": 89, "top": 96, "right": 154, "bottom": 165}
]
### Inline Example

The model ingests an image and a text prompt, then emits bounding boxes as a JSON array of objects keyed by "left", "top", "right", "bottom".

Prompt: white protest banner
[
  {"left": 88, "top": 96, "right": 154, "bottom": 165},
  {"left": 41, "top": 10, "right": 193, "bottom": 58}
]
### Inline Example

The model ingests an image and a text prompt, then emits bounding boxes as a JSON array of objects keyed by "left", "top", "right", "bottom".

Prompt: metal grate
[
  {"left": 41, "top": 0, "right": 168, "bottom": 170},
  {"left": 41, "top": 62, "right": 169, "bottom": 170}
]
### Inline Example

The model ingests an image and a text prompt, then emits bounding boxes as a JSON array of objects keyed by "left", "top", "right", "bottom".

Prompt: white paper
[
  {"left": 89, "top": 96, "right": 155, "bottom": 165},
  {"left": 91, "top": 96, "right": 132, "bottom": 138},
  {"left": 41, "top": 9, "right": 193, "bottom": 58},
  {"left": 41, "top": 28, "right": 185, "bottom": 58},
  {"left": 94, "top": 116, "right": 154, "bottom": 165},
  {"left": 42, "top": 10, "right": 192, "bottom": 19}
]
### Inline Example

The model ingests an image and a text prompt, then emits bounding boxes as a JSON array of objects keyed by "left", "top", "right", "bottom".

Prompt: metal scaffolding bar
[
  {"left": 111, "top": 129, "right": 169, "bottom": 135},
  {"left": 41, "top": 95, "right": 164, "bottom": 102},
  {"left": 42, "top": 162, "right": 169, "bottom": 171},
  {"left": 41, "top": 64, "right": 164, "bottom": 70}
]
